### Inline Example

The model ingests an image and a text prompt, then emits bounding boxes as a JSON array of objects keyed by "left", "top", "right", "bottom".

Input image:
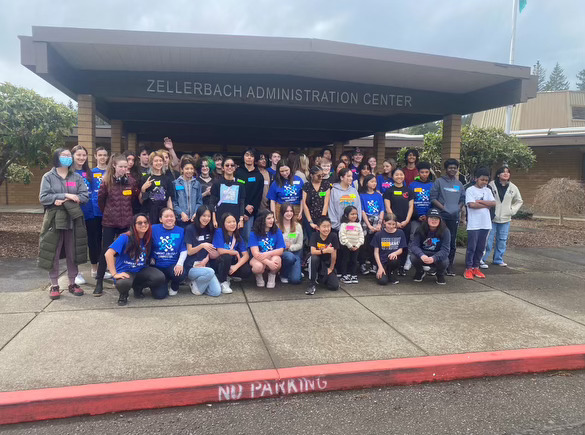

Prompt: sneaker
[
  {"left": 266, "top": 273, "right": 276, "bottom": 289},
  {"left": 360, "top": 264, "right": 369, "bottom": 275},
  {"left": 446, "top": 267, "right": 456, "bottom": 277},
  {"left": 472, "top": 268, "right": 486, "bottom": 279},
  {"left": 413, "top": 270, "right": 426, "bottom": 282},
  {"left": 388, "top": 275, "right": 399, "bottom": 285},
  {"left": 496, "top": 262, "right": 508, "bottom": 267},
  {"left": 479, "top": 260, "right": 489, "bottom": 269},
  {"left": 305, "top": 285, "right": 316, "bottom": 295},
  {"left": 255, "top": 274, "right": 265, "bottom": 288},
  {"left": 103, "top": 271, "right": 113, "bottom": 280},
  {"left": 230, "top": 276, "right": 242, "bottom": 282},
  {"left": 369, "top": 264, "right": 378, "bottom": 274},
  {"left": 340, "top": 275, "right": 352, "bottom": 284},
  {"left": 404, "top": 257, "right": 412, "bottom": 271},
  {"left": 464, "top": 269, "right": 474, "bottom": 280},
  {"left": 422, "top": 266, "right": 431, "bottom": 272},
  {"left": 351, "top": 275, "right": 359, "bottom": 284},
  {"left": 190, "top": 280, "right": 203, "bottom": 295},
  {"left": 93, "top": 280, "right": 103, "bottom": 297},
  {"left": 280, "top": 276, "right": 289, "bottom": 284},
  {"left": 49, "top": 286, "right": 60, "bottom": 300},
  {"left": 118, "top": 293, "right": 128, "bottom": 306},
  {"left": 397, "top": 267, "right": 407, "bottom": 277},
  {"left": 221, "top": 281, "right": 233, "bottom": 294},
  {"left": 68, "top": 283, "right": 84, "bottom": 296},
  {"left": 74, "top": 273, "right": 86, "bottom": 285},
  {"left": 436, "top": 275, "right": 446, "bottom": 285},
  {"left": 168, "top": 287, "right": 178, "bottom": 296},
  {"left": 427, "top": 269, "right": 437, "bottom": 276}
]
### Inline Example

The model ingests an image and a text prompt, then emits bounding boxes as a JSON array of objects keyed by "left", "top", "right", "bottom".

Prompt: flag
[{"left": 519, "top": 0, "right": 527, "bottom": 13}]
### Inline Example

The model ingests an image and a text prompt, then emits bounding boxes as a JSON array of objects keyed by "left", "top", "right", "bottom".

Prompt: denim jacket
[{"left": 173, "top": 176, "right": 202, "bottom": 218}]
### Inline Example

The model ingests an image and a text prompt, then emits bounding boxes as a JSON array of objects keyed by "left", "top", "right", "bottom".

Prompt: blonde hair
[{"left": 149, "top": 151, "right": 166, "bottom": 172}]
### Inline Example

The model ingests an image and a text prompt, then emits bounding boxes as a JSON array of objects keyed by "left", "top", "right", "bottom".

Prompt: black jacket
[{"left": 235, "top": 166, "right": 263, "bottom": 217}]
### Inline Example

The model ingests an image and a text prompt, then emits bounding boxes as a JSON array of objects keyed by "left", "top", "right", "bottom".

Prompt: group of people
[{"left": 38, "top": 141, "right": 523, "bottom": 305}]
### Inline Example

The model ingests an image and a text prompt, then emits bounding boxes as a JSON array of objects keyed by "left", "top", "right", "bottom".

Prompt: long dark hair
[
  {"left": 341, "top": 206, "right": 358, "bottom": 224},
  {"left": 359, "top": 174, "right": 376, "bottom": 194},
  {"left": 253, "top": 209, "right": 277, "bottom": 237},
  {"left": 274, "top": 159, "right": 294, "bottom": 187},
  {"left": 220, "top": 212, "right": 241, "bottom": 245},
  {"left": 416, "top": 218, "right": 447, "bottom": 239},
  {"left": 193, "top": 205, "right": 214, "bottom": 234},
  {"left": 124, "top": 213, "right": 152, "bottom": 259},
  {"left": 71, "top": 145, "right": 92, "bottom": 184}
]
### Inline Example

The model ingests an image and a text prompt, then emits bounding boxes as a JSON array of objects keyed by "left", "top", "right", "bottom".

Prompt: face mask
[{"left": 59, "top": 156, "right": 73, "bottom": 167}]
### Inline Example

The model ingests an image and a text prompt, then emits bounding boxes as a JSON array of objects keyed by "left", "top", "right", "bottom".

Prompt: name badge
[
  {"left": 154, "top": 180, "right": 161, "bottom": 186},
  {"left": 453, "top": 185, "right": 461, "bottom": 191},
  {"left": 66, "top": 181, "right": 76, "bottom": 187},
  {"left": 319, "top": 191, "right": 327, "bottom": 197},
  {"left": 264, "top": 180, "right": 269, "bottom": 185},
  {"left": 346, "top": 225, "right": 356, "bottom": 231},
  {"left": 171, "top": 233, "right": 180, "bottom": 239},
  {"left": 93, "top": 173, "right": 102, "bottom": 178},
  {"left": 81, "top": 172, "right": 87, "bottom": 177},
  {"left": 293, "top": 180, "right": 301, "bottom": 185},
  {"left": 317, "top": 243, "right": 326, "bottom": 249},
  {"left": 122, "top": 189, "right": 132, "bottom": 196},
  {"left": 393, "top": 191, "right": 402, "bottom": 195},
  {"left": 175, "top": 185, "right": 185, "bottom": 190},
  {"left": 381, "top": 241, "right": 391, "bottom": 248},
  {"left": 197, "top": 235, "right": 205, "bottom": 241},
  {"left": 237, "top": 179, "right": 246, "bottom": 184},
  {"left": 350, "top": 194, "right": 356, "bottom": 198},
  {"left": 414, "top": 188, "right": 422, "bottom": 192},
  {"left": 248, "top": 177, "right": 256, "bottom": 182},
  {"left": 288, "top": 233, "right": 297, "bottom": 238}
]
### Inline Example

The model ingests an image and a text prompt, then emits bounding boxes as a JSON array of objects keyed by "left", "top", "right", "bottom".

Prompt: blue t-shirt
[
  {"left": 109, "top": 233, "right": 147, "bottom": 273},
  {"left": 75, "top": 169, "right": 94, "bottom": 220},
  {"left": 376, "top": 174, "right": 394, "bottom": 194},
  {"left": 409, "top": 180, "right": 433, "bottom": 217},
  {"left": 248, "top": 229, "right": 286, "bottom": 253},
  {"left": 212, "top": 229, "right": 248, "bottom": 254},
  {"left": 91, "top": 167, "right": 106, "bottom": 217},
  {"left": 266, "top": 176, "right": 304, "bottom": 204},
  {"left": 349, "top": 164, "right": 359, "bottom": 181},
  {"left": 184, "top": 225, "right": 214, "bottom": 267},
  {"left": 151, "top": 224, "right": 186, "bottom": 268},
  {"left": 360, "top": 192, "right": 384, "bottom": 218}
]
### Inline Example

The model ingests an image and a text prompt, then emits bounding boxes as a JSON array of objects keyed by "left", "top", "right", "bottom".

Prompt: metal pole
[{"left": 505, "top": 0, "right": 519, "bottom": 134}]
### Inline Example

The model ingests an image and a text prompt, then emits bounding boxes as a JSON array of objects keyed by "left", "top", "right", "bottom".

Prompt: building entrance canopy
[{"left": 20, "top": 26, "right": 537, "bottom": 147}]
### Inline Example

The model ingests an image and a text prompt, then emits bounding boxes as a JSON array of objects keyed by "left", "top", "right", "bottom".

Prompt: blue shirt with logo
[
  {"left": 91, "top": 167, "right": 106, "bottom": 217},
  {"left": 360, "top": 192, "right": 384, "bottom": 218},
  {"left": 151, "top": 224, "right": 186, "bottom": 268},
  {"left": 409, "top": 179, "right": 433, "bottom": 217},
  {"left": 212, "top": 229, "right": 248, "bottom": 254},
  {"left": 376, "top": 174, "right": 394, "bottom": 194},
  {"left": 248, "top": 229, "right": 286, "bottom": 253},
  {"left": 266, "top": 176, "right": 304, "bottom": 204},
  {"left": 75, "top": 169, "right": 94, "bottom": 219},
  {"left": 109, "top": 233, "right": 147, "bottom": 273}
]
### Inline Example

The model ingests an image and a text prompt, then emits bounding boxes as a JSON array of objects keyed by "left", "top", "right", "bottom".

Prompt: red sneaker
[
  {"left": 49, "top": 286, "right": 60, "bottom": 300},
  {"left": 472, "top": 268, "right": 486, "bottom": 279},
  {"left": 464, "top": 269, "right": 474, "bottom": 280}
]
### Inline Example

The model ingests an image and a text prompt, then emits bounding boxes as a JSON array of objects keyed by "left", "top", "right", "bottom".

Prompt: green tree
[
  {"left": 397, "top": 126, "right": 536, "bottom": 183},
  {"left": 0, "top": 83, "right": 76, "bottom": 187},
  {"left": 532, "top": 61, "right": 547, "bottom": 92},
  {"left": 544, "top": 62, "right": 570, "bottom": 91},
  {"left": 576, "top": 68, "right": 585, "bottom": 91}
]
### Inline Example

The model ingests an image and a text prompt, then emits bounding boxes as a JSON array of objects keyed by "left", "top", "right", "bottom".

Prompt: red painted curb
[{"left": 1, "top": 345, "right": 585, "bottom": 425}]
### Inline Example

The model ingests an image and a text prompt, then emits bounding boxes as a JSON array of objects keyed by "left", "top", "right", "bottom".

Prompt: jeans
[
  {"left": 482, "top": 222, "right": 510, "bottom": 265},
  {"left": 443, "top": 216, "right": 459, "bottom": 267},
  {"left": 115, "top": 267, "right": 167, "bottom": 299},
  {"left": 466, "top": 229, "right": 490, "bottom": 269},
  {"left": 187, "top": 266, "right": 221, "bottom": 296},
  {"left": 242, "top": 215, "right": 255, "bottom": 243},
  {"left": 156, "top": 264, "right": 187, "bottom": 292},
  {"left": 282, "top": 250, "right": 302, "bottom": 284}
]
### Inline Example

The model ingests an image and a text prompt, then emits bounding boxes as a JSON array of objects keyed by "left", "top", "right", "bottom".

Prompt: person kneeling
[
  {"left": 409, "top": 208, "right": 451, "bottom": 285},
  {"left": 104, "top": 214, "right": 166, "bottom": 306},
  {"left": 372, "top": 213, "right": 406, "bottom": 285},
  {"left": 307, "top": 217, "right": 339, "bottom": 295}
]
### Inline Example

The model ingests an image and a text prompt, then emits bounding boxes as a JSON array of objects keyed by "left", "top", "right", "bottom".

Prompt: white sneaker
[
  {"left": 497, "top": 262, "right": 508, "bottom": 267},
  {"left": 404, "top": 257, "right": 412, "bottom": 271},
  {"left": 168, "top": 287, "right": 178, "bottom": 296},
  {"left": 190, "top": 280, "right": 202, "bottom": 295},
  {"left": 266, "top": 273, "right": 276, "bottom": 289},
  {"left": 422, "top": 266, "right": 431, "bottom": 272},
  {"left": 221, "top": 281, "right": 233, "bottom": 294},
  {"left": 280, "top": 276, "right": 289, "bottom": 284},
  {"left": 74, "top": 273, "right": 86, "bottom": 285},
  {"left": 104, "top": 272, "right": 113, "bottom": 280},
  {"left": 255, "top": 274, "right": 265, "bottom": 288},
  {"left": 480, "top": 260, "right": 489, "bottom": 269}
]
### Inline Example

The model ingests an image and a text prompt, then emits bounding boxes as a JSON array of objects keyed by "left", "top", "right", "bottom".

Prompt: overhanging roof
[{"left": 20, "top": 26, "right": 538, "bottom": 147}]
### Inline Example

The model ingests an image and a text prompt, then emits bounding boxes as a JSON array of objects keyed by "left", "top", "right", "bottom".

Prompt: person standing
[
  {"left": 402, "top": 149, "right": 419, "bottom": 187},
  {"left": 89, "top": 147, "right": 109, "bottom": 274},
  {"left": 267, "top": 159, "right": 304, "bottom": 221},
  {"left": 348, "top": 148, "right": 364, "bottom": 181},
  {"left": 338, "top": 206, "right": 364, "bottom": 284},
  {"left": 196, "top": 156, "right": 215, "bottom": 206},
  {"left": 376, "top": 159, "right": 394, "bottom": 195},
  {"left": 302, "top": 166, "right": 330, "bottom": 233},
  {"left": 137, "top": 146, "right": 151, "bottom": 177},
  {"left": 267, "top": 151, "right": 281, "bottom": 179},
  {"left": 326, "top": 168, "right": 362, "bottom": 232},
  {"left": 211, "top": 157, "right": 246, "bottom": 229},
  {"left": 173, "top": 156, "right": 202, "bottom": 227},
  {"left": 140, "top": 151, "right": 175, "bottom": 225},
  {"left": 430, "top": 158, "right": 465, "bottom": 276},
  {"left": 405, "top": 161, "right": 433, "bottom": 271},
  {"left": 256, "top": 153, "right": 271, "bottom": 212},
  {"left": 359, "top": 174, "right": 384, "bottom": 274},
  {"left": 235, "top": 148, "right": 264, "bottom": 242}
]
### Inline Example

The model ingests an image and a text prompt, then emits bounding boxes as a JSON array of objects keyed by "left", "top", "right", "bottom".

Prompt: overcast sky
[{"left": 0, "top": 0, "right": 583, "bottom": 104}]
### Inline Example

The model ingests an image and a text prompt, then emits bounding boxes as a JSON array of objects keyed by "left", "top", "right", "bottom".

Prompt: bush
[
  {"left": 456, "top": 227, "right": 467, "bottom": 247},
  {"left": 533, "top": 178, "right": 585, "bottom": 225},
  {"left": 512, "top": 208, "right": 533, "bottom": 220}
]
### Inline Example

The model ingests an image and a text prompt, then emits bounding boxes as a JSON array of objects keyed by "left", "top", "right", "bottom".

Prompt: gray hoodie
[
  {"left": 429, "top": 175, "right": 465, "bottom": 218},
  {"left": 328, "top": 183, "right": 362, "bottom": 230}
]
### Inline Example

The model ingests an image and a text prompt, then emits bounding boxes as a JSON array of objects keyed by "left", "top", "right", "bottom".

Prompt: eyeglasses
[
  {"left": 136, "top": 221, "right": 149, "bottom": 226},
  {"left": 224, "top": 164, "right": 235, "bottom": 168}
]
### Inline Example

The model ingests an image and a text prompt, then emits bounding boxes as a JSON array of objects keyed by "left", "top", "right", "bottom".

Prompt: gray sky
[{"left": 1, "top": 0, "right": 583, "bottom": 103}]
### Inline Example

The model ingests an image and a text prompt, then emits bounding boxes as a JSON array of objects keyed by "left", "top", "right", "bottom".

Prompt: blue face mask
[{"left": 59, "top": 156, "right": 73, "bottom": 167}]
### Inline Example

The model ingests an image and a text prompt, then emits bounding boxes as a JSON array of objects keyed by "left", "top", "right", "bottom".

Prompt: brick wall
[{"left": 0, "top": 166, "right": 51, "bottom": 206}]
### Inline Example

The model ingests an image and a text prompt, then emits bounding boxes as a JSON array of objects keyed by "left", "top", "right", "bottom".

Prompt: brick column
[
  {"left": 373, "top": 132, "right": 386, "bottom": 164},
  {"left": 442, "top": 115, "right": 462, "bottom": 162},
  {"left": 77, "top": 95, "right": 96, "bottom": 167},
  {"left": 110, "top": 120, "right": 124, "bottom": 155},
  {"left": 333, "top": 141, "right": 345, "bottom": 161},
  {"left": 127, "top": 133, "right": 137, "bottom": 153}
]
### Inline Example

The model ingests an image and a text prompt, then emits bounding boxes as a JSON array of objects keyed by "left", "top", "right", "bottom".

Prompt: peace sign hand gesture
[{"left": 141, "top": 176, "right": 153, "bottom": 193}]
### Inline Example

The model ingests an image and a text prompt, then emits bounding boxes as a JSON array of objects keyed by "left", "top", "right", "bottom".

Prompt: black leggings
[
  {"left": 376, "top": 259, "right": 402, "bottom": 285},
  {"left": 358, "top": 232, "right": 375, "bottom": 266},
  {"left": 115, "top": 267, "right": 167, "bottom": 299},
  {"left": 399, "top": 222, "right": 411, "bottom": 267},
  {"left": 339, "top": 245, "right": 359, "bottom": 276},
  {"left": 213, "top": 254, "right": 252, "bottom": 283},
  {"left": 309, "top": 255, "right": 339, "bottom": 290},
  {"left": 97, "top": 226, "right": 127, "bottom": 280},
  {"left": 85, "top": 217, "right": 102, "bottom": 265}
]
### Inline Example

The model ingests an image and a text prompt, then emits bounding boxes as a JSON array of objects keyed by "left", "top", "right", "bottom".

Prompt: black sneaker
[
  {"left": 436, "top": 275, "right": 446, "bottom": 285},
  {"left": 360, "top": 264, "right": 370, "bottom": 275},
  {"left": 388, "top": 275, "right": 399, "bottom": 285},
  {"left": 397, "top": 267, "right": 407, "bottom": 277},
  {"left": 93, "top": 280, "right": 103, "bottom": 297},
  {"left": 340, "top": 275, "right": 352, "bottom": 284},
  {"left": 413, "top": 270, "right": 426, "bottom": 282},
  {"left": 118, "top": 293, "right": 129, "bottom": 306},
  {"left": 305, "top": 285, "right": 316, "bottom": 295},
  {"left": 446, "top": 267, "right": 456, "bottom": 277},
  {"left": 351, "top": 275, "right": 359, "bottom": 284}
]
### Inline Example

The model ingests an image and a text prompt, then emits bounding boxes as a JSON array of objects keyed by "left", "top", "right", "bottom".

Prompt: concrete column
[
  {"left": 77, "top": 94, "right": 96, "bottom": 167},
  {"left": 373, "top": 132, "right": 386, "bottom": 164},
  {"left": 442, "top": 114, "right": 462, "bottom": 162},
  {"left": 127, "top": 133, "right": 137, "bottom": 153},
  {"left": 110, "top": 120, "right": 124, "bottom": 155},
  {"left": 333, "top": 141, "right": 345, "bottom": 161}
]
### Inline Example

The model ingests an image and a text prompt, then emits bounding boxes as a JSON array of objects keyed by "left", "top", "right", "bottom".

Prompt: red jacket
[{"left": 98, "top": 176, "right": 139, "bottom": 228}]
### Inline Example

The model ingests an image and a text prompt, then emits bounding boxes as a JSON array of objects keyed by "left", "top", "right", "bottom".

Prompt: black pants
[
  {"left": 410, "top": 255, "right": 449, "bottom": 276},
  {"left": 97, "top": 226, "right": 127, "bottom": 279},
  {"left": 376, "top": 259, "right": 401, "bottom": 285},
  {"left": 156, "top": 264, "right": 187, "bottom": 291},
  {"left": 399, "top": 222, "right": 412, "bottom": 267},
  {"left": 358, "top": 232, "right": 375, "bottom": 266},
  {"left": 443, "top": 216, "right": 459, "bottom": 267},
  {"left": 339, "top": 245, "right": 359, "bottom": 276},
  {"left": 466, "top": 229, "right": 489, "bottom": 269},
  {"left": 115, "top": 267, "right": 167, "bottom": 299},
  {"left": 213, "top": 254, "right": 252, "bottom": 283},
  {"left": 85, "top": 217, "right": 102, "bottom": 265},
  {"left": 309, "top": 255, "right": 339, "bottom": 290}
]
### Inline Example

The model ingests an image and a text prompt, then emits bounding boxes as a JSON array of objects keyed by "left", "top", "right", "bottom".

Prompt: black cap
[{"left": 427, "top": 208, "right": 441, "bottom": 218}]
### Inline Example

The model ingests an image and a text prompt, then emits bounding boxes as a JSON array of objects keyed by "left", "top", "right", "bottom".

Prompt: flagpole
[{"left": 505, "top": 0, "right": 519, "bottom": 134}]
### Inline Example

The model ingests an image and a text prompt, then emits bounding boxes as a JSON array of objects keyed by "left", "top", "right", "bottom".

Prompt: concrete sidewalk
[{"left": 1, "top": 247, "right": 585, "bottom": 393}]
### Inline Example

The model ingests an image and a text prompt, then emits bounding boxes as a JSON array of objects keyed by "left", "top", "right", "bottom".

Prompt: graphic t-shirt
[
  {"left": 376, "top": 174, "right": 394, "bottom": 194},
  {"left": 249, "top": 228, "right": 286, "bottom": 253},
  {"left": 409, "top": 180, "right": 433, "bottom": 218},
  {"left": 420, "top": 232, "right": 443, "bottom": 255},
  {"left": 109, "top": 233, "right": 147, "bottom": 273},
  {"left": 266, "top": 176, "right": 304, "bottom": 204},
  {"left": 212, "top": 230, "right": 248, "bottom": 254},
  {"left": 211, "top": 178, "right": 245, "bottom": 220},
  {"left": 370, "top": 229, "right": 407, "bottom": 264},
  {"left": 383, "top": 185, "right": 415, "bottom": 222},
  {"left": 360, "top": 192, "right": 384, "bottom": 218},
  {"left": 466, "top": 185, "right": 495, "bottom": 230},
  {"left": 75, "top": 169, "right": 94, "bottom": 219},
  {"left": 184, "top": 225, "right": 214, "bottom": 267},
  {"left": 91, "top": 167, "right": 106, "bottom": 217},
  {"left": 151, "top": 224, "right": 186, "bottom": 268},
  {"left": 310, "top": 232, "right": 339, "bottom": 267},
  {"left": 140, "top": 173, "right": 175, "bottom": 223}
]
